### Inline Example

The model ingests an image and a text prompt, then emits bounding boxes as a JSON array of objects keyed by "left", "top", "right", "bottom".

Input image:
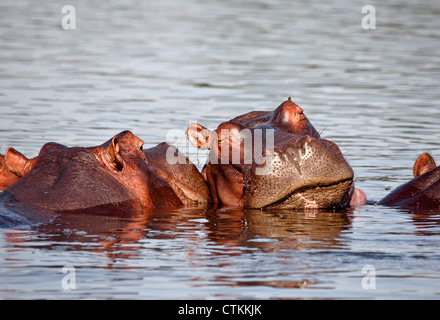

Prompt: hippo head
[
  {"left": 187, "top": 98, "right": 364, "bottom": 209},
  {"left": 379, "top": 153, "right": 440, "bottom": 209},
  {"left": 413, "top": 152, "right": 437, "bottom": 178},
  {"left": 1, "top": 131, "right": 183, "bottom": 216}
]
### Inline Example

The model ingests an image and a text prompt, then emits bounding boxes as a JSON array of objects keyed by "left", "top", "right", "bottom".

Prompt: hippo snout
[{"left": 244, "top": 136, "right": 354, "bottom": 209}]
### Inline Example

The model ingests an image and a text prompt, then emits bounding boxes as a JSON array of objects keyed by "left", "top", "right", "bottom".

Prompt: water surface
[{"left": 1, "top": 0, "right": 440, "bottom": 299}]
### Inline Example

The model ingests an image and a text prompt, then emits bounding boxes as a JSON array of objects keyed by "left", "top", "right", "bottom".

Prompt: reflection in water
[
  {"left": 1, "top": 0, "right": 440, "bottom": 299},
  {"left": 1, "top": 203, "right": 440, "bottom": 298},
  {"left": 410, "top": 208, "right": 440, "bottom": 237},
  {"left": 244, "top": 209, "right": 352, "bottom": 250},
  {"left": 203, "top": 208, "right": 353, "bottom": 251}
]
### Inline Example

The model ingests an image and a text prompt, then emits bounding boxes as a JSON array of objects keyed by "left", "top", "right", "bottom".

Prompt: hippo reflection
[{"left": 187, "top": 98, "right": 366, "bottom": 209}]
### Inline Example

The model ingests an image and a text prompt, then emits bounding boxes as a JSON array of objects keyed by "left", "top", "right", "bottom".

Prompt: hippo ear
[
  {"left": 413, "top": 153, "right": 437, "bottom": 177},
  {"left": 5, "top": 148, "right": 31, "bottom": 177},
  {"left": 107, "top": 137, "right": 125, "bottom": 171},
  {"left": 187, "top": 124, "right": 212, "bottom": 150}
]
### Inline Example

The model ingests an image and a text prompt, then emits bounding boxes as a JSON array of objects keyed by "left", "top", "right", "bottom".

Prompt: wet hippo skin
[
  {"left": 187, "top": 98, "right": 366, "bottom": 209},
  {"left": 379, "top": 153, "right": 440, "bottom": 209},
  {"left": 143, "top": 142, "right": 211, "bottom": 205},
  {"left": 0, "top": 131, "right": 210, "bottom": 225},
  {"left": 0, "top": 153, "right": 21, "bottom": 190}
]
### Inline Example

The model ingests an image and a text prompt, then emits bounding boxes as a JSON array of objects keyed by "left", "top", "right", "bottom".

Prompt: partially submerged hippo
[
  {"left": 0, "top": 131, "right": 210, "bottom": 225},
  {"left": 144, "top": 142, "right": 211, "bottom": 205},
  {"left": 378, "top": 153, "right": 440, "bottom": 209},
  {"left": 187, "top": 98, "right": 366, "bottom": 209}
]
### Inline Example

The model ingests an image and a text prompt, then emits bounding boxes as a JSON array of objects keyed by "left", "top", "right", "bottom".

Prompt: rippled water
[{"left": 1, "top": 0, "right": 440, "bottom": 299}]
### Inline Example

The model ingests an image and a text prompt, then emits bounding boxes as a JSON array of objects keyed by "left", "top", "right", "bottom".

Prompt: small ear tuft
[
  {"left": 108, "top": 137, "right": 125, "bottom": 171},
  {"left": 5, "top": 148, "right": 30, "bottom": 177},
  {"left": 413, "top": 153, "right": 437, "bottom": 177},
  {"left": 186, "top": 124, "right": 212, "bottom": 150}
]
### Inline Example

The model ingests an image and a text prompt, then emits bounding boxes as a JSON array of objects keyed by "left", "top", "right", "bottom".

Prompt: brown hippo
[
  {"left": 187, "top": 98, "right": 366, "bottom": 209},
  {"left": 143, "top": 142, "right": 211, "bottom": 205},
  {"left": 0, "top": 131, "right": 210, "bottom": 225},
  {"left": 378, "top": 153, "right": 440, "bottom": 209}
]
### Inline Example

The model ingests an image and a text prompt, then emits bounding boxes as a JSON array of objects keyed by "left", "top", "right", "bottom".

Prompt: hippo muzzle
[{"left": 243, "top": 134, "right": 354, "bottom": 209}]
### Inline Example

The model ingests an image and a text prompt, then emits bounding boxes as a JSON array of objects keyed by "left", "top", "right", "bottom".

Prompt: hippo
[
  {"left": 0, "top": 140, "right": 211, "bottom": 205},
  {"left": 187, "top": 98, "right": 366, "bottom": 209},
  {"left": 143, "top": 142, "right": 211, "bottom": 205},
  {"left": 0, "top": 131, "right": 210, "bottom": 225},
  {"left": 378, "top": 153, "right": 440, "bottom": 209}
]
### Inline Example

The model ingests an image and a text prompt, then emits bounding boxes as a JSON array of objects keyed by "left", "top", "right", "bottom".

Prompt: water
[{"left": 1, "top": 0, "right": 440, "bottom": 299}]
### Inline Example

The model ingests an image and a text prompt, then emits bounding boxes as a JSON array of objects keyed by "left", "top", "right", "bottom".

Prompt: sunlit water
[{"left": 0, "top": 0, "right": 440, "bottom": 299}]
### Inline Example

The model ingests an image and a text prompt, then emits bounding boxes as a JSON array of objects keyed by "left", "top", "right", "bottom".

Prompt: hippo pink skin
[
  {"left": 0, "top": 143, "right": 58, "bottom": 191},
  {"left": 187, "top": 98, "right": 366, "bottom": 209},
  {"left": 378, "top": 153, "right": 440, "bottom": 209},
  {"left": 0, "top": 153, "right": 22, "bottom": 190},
  {"left": 0, "top": 131, "right": 203, "bottom": 223}
]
